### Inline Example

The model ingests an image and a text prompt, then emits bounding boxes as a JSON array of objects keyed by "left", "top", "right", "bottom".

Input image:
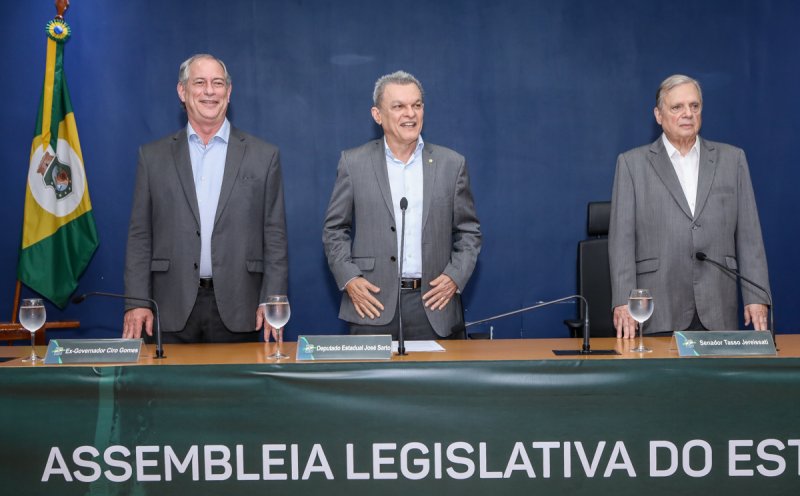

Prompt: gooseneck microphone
[
  {"left": 72, "top": 291, "right": 165, "bottom": 359},
  {"left": 465, "top": 295, "right": 589, "bottom": 350},
  {"left": 695, "top": 251, "right": 774, "bottom": 342},
  {"left": 461, "top": 295, "right": 616, "bottom": 355},
  {"left": 397, "top": 197, "right": 409, "bottom": 355}
]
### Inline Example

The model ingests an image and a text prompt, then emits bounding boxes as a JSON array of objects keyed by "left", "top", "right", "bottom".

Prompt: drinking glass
[
  {"left": 628, "top": 289, "right": 654, "bottom": 353},
  {"left": 19, "top": 298, "right": 46, "bottom": 363},
  {"left": 265, "top": 295, "right": 291, "bottom": 359}
]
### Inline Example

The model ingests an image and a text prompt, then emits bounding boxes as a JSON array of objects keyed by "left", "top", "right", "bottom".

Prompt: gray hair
[
  {"left": 372, "top": 70, "right": 424, "bottom": 107},
  {"left": 656, "top": 74, "right": 702, "bottom": 108},
  {"left": 178, "top": 54, "right": 232, "bottom": 87}
]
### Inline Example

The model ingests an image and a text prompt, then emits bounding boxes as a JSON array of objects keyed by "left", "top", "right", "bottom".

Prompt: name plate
[
  {"left": 296, "top": 335, "right": 392, "bottom": 361},
  {"left": 44, "top": 339, "right": 143, "bottom": 364},
  {"left": 674, "top": 330, "right": 776, "bottom": 357}
]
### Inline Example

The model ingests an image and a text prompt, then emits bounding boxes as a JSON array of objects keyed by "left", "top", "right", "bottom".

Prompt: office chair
[{"left": 564, "top": 201, "right": 615, "bottom": 337}]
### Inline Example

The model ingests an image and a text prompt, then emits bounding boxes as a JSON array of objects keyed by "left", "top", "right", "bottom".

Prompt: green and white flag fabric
[{"left": 18, "top": 17, "right": 98, "bottom": 309}]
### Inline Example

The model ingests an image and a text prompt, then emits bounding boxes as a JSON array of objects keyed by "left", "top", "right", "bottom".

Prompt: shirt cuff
[{"left": 342, "top": 275, "right": 360, "bottom": 291}]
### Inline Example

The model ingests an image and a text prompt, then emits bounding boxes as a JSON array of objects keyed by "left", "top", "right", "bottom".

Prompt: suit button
[
  {"left": 196, "top": 231, "right": 200, "bottom": 236},
  {"left": 193, "top": 263, "right": 198, "bottom": 269},
  {"left": 390, "top": 226, "right": 396, "bottom": 232},
  {"left": 390, "top": 256, "right": 397, "bottom": 262}
]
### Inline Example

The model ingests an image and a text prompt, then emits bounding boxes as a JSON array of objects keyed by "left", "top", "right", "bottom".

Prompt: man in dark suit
[
  {"left": 123, "top": 54, "right": 288, "bottom": 343},
  {"left": 609, "top": 74, "right": 770, "bottom": 337},
  {"left": 323, "top": 71, "right": 481, "bottom": 339}
]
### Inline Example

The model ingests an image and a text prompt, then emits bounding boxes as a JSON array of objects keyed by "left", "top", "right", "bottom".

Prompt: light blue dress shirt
[
  {"left": 187, "top": 119, "right": 230, "bottom": 278},
  {"left": 385, "top": 136, "right": 424, "bottom": 278}
]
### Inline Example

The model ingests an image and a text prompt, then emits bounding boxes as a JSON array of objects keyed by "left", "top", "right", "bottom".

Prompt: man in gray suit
[
  {"left": 323, "top": 71, "right": 481, "bottom": 339},
  {"left": 123, "top": 54, "right": 288, "bottom": 343},
  {"left": 609, "top": 74, "right": 770, "bottom": 337}
]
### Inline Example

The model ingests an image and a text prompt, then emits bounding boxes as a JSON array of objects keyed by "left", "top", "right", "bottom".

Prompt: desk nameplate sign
[
  {"left": 674, "top": 330, "right": 776, "bottom": 357},
  {"left": 296, "top": 335, "right": 392, "bottom": 361},
  {"left": 44, "top": 339, "right": 143, "bottom": 364}
]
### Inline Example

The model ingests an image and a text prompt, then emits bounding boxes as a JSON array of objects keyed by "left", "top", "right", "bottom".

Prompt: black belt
[
  {"left": 400, "top": 278, "right": 422, "bottom": 290},
  {"left": 199, "top": 278, "right": 214, "bottom": 289}
]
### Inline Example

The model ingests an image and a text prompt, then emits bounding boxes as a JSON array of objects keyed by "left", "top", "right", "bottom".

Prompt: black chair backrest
[
  {"left": 587, "top": 201, "right": 610, "bottom": 237},
  {"left": 578, "top": 202, "right": 615, "bottom": 336}
]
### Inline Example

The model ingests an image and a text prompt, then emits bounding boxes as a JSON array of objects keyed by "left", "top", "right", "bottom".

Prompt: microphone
[
  {"left": 465, "top": 295, "right": 617, "bottom": 355},
  {"left": 396, "top": 197, "right": 409, "bottom": 355},
  {"left": 695, "top": 252, "right": 774, "bottom": 341},
  {"left": 72, "top": 291, "right": 165, "bottom": 359}
]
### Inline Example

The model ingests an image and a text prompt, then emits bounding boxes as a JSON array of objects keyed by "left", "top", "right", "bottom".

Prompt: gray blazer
[
  {"left": 609, "top": 137, "right": 770, "bottom": 333},
  {"left": 124, "top": 127, "right": 288, "bottom": 333},
  {"left": 322, "top": 140, "right": 481, "bottom": 336}
]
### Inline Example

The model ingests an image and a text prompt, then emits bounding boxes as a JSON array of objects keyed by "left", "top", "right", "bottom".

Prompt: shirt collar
[
  {"left": 383, "top": 135, "right": 425, "bottom": 164},
  {"left": 187, "top": 118, "right": 231, "bottom": 145},
  {"left": 661, "top": 133, "right": 700, "bottom": 159}
]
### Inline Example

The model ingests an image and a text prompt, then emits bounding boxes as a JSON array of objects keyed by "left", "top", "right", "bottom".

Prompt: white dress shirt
[{"left": 662, "top": 133, "right": 700, "bottom": 216}]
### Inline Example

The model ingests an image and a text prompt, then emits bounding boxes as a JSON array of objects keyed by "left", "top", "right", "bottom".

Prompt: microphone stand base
[{"left": 552, "top": 349, "right": 620, "bottom": 356}]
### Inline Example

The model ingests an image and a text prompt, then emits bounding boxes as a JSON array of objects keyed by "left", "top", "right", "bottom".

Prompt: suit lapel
[
  {"left": 171, "top": 130, "right": 201, "bottom": 226},
  {"left": 371, "top": 140, "right": 396, "bottom": 221},
  {"left": 648, "top": 138, "right": 693, "bottom": 219},
  {"left": 693, "top": 138, "right": 718, "bottom": 220},
  {"left": 421, "top": 144, "right": 436, "bottom": 230},
  {"left": 214, "top": 127, "right": 245, "bottom": 226}
]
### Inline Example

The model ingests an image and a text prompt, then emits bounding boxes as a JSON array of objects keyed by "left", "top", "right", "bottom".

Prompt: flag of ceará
[{"left": 18, "top": 17, "right": 98, "bottom": 309}]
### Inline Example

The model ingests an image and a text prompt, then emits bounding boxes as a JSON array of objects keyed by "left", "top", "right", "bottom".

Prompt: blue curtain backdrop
[{"left": 2, "top": 0, "right": 798, "bottom": 340}]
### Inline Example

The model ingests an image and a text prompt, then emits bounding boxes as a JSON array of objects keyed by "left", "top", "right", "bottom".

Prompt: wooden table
[
  {"left": 2, "top": 335, "right": 799, "bottom": 495},
  {"left": 2, "top": 334, "right": 798, "bottom": 366}
]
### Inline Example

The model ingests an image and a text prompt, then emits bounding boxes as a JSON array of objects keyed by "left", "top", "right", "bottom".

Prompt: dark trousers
[
  {"left": 349, "top": 288, "right": 463, "bottom": 340},
  {"left": 146, "top": 286, "right": 260, "bottom": 344},
  {"left": 649, "top": 311, "right": 707, "bottom": 337}
]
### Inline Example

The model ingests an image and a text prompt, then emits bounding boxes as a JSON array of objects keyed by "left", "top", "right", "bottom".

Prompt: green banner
[{"left": 1, "top": 358, "right": 799, "bottom": 495}]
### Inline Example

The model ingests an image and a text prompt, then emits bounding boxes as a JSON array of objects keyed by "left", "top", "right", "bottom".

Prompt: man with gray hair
[
  {"left": 323, "top": 71, "right": 481, "bottom": 339},
  {"left": 124, "top": 54, "right": 288, "bottom": 343},
  {"left": 609, "top": 74, "right": 771, "bottom": 337}
]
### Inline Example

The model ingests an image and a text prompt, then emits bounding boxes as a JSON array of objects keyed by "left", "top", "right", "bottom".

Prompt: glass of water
[
  {"left": 265, "top": 295, "right": 291, "bottom": 360},
  {"left": 19, "top": 298, "right": 46, "bottom": 363},
  {"left": 628, "top": 289, "right": 654, "bottom": 353}
]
